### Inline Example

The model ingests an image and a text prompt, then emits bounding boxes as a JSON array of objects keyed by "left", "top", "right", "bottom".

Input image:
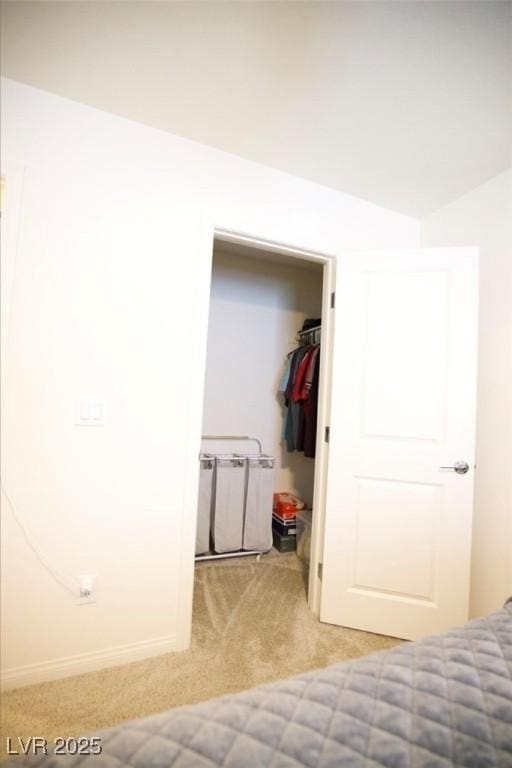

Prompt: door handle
[{"left": 439, "top": 461, "right": 470, "bottom": 475}]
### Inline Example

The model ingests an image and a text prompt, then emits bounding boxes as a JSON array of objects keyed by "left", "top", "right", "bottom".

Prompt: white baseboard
[{"left": 1, "top": 634, "right": 177, "bottom": 691}]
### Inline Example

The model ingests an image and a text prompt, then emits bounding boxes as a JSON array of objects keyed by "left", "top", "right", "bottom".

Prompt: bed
[{"left": 8, "top": 602, "right": 512, "bottom": 767}]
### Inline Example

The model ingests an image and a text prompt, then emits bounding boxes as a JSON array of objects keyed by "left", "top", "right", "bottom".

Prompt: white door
[{"left": 321, "top": 248, "right": 478, "bottom": 640}]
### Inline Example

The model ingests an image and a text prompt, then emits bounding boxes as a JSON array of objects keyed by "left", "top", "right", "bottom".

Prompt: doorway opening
[{"left": 192, "top": 230, "right": 335, "bottom": 623}]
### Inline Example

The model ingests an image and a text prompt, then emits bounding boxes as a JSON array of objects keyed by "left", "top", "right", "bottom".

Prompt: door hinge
[
  {"left": 330, "top": 291, "right": 335, "bottom": 309},
  {"left": 325, "top": 426, "right": 330, "bottom": 443},
  {"left": 317, "top": 562, "right": 323, "bottom": 580}
]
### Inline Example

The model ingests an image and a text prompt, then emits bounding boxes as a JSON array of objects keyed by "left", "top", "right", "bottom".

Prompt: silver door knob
[{"left": 439, "top": 461, "right": 470, "bottom": 475}]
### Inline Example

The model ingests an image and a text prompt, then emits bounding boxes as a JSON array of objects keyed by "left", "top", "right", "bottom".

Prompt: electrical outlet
[{"left": 76, "top": 574, "right": 96, "bottom": 606}]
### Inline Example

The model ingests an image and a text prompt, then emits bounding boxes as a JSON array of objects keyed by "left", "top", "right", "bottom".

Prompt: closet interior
[{"left": 195, "top": 237, "right": 324, "bottom": 589}]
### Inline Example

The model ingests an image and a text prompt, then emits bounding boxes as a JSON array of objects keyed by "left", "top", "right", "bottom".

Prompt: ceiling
[{"left": 1, "top": 1, "right": 511, "bottom": 218}]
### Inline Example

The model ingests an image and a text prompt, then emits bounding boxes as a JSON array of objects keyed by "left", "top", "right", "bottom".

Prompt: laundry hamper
[{"left": 197, "top": 436, "right": 275, "bottom": 560}]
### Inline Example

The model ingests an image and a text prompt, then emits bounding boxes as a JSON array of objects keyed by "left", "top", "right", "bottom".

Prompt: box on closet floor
[
  {"left": 271, "top": 492, "right": 308, "bottom": 553},
  {"left": 272, "top": 529, "right": 297, "bottom": 553},
  {"left": 271, "top": 515, "right": 297, "bottom": 537}
]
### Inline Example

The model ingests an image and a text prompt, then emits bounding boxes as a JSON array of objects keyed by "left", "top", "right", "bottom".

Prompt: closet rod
[{"left": 297, "top": 325, "right": 321, "bottom": 338}]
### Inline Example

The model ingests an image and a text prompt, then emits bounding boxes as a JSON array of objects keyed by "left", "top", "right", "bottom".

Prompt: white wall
[
  {"left": 202, "top": 248, "right": 323, "bottom": 504},
  {"left": 2, "top": 2, "right": 510, "bottom": 217},
  {"left": 0, "top": 78, "right": 419, "bottom": 688},
  {"left": 421, "top": 169, "right": 512, "bottom": 618}
]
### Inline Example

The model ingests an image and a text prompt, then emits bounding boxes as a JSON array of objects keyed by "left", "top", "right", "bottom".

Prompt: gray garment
[
  {"left": 212, "top": 459, "right": 246, "bottom": 553},
  {"left": 242, "top": 458, "right": 273, "bottom": 552},
  {"left": 14, "top": 603, "right": 512, "bottom": 767},
  {"left": 285, "top": 346, "right": 309, "bottom": 452},
  {"left": 195, "top": 461, "right": 214, "bottom": 555}
]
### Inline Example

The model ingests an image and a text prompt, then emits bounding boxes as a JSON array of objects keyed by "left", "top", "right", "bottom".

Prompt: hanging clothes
[
  {"left": 279, "top": 321, "right": 321, "bottom": 458},
  {"left": 304, "top": 349, "right": 320, "bottom": 458},
  {"left": 292, "top": 345, "right": 317, "bottom": 403},
  {"left": 283, "top": 345, "right": 309, "bottom": 453}
]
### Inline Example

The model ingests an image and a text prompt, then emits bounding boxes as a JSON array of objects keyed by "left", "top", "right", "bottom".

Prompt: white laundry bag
[
  {"left": 212, "top": 458, "right": 246, "bottom": 553},
  {"left": 243, "top": 457, "right": 274, "bottom": 552}
]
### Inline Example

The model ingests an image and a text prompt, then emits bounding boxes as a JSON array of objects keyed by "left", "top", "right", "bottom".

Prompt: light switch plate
[{"left": 75, "top": 400, "right": 106, "bottom": 426}]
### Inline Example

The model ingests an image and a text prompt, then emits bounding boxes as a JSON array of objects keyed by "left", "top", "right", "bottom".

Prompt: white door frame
[{"left": 175, "top": 223, "right": 336, "bottom": 649}]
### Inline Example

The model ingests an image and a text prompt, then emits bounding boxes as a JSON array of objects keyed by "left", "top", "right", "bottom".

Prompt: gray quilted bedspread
[{"left": 9, "top": 604, "right": 512, "bottom": 767}]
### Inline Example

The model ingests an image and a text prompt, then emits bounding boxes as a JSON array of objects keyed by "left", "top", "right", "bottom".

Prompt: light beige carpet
[{"left": 1, "top": 551, "right": 400, "bottom": 756}]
